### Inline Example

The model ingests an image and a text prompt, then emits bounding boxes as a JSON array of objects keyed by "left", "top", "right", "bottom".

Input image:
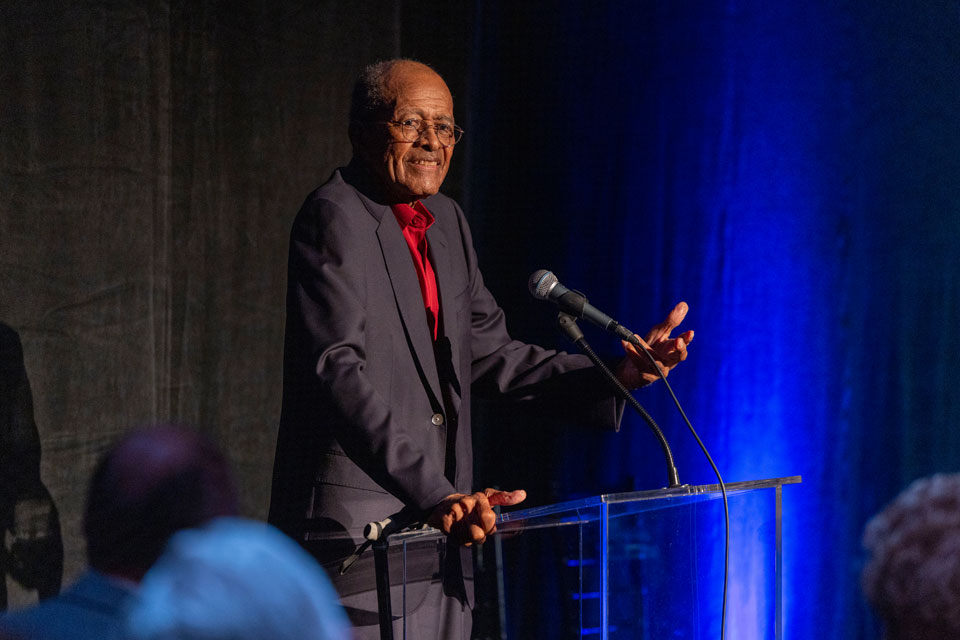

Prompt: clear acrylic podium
[{"left": 388, "top": 476, "right": 800, "bottom": 639}]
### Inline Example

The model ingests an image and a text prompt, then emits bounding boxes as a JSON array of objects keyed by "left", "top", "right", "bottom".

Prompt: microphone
[
  {"left": 528, "top": 270, "right": 639, "bottom": 345},
  {"left": 340, "top": 506, "right": 421, "bottom": 575},
  {"left": 363, "top": 507, "right": 417, "bottom": 542}
]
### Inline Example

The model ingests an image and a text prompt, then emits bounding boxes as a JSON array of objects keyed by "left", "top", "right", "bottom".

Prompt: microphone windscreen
[{"left": 528, "top": 269, "right": 557, "bottom": 299}]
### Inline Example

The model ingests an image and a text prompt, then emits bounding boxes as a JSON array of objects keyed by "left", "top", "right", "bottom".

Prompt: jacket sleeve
[{"left": 450, "top": 203, "right": 625, "bottom": 430}]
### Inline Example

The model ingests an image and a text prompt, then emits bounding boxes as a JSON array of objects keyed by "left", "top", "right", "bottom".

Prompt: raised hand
[{"left": 615, "top": 302, "right": 694, "bottom": 388}]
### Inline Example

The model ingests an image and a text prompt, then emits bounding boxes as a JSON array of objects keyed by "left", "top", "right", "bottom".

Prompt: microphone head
[{"left": 528, "top": 270, "right": 558, "bottom": 300}]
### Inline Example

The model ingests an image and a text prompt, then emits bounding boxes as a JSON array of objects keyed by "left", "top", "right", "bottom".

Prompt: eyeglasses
[{"left": 379, "top": 118, "right": 464, "bottom": 147}]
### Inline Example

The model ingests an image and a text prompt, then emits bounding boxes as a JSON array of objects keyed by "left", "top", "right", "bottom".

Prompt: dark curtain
[
  {"left": 467, "top": 2, "right": 960, "bottom": 639},
  {"left": 2, "top": 1, "right": 959, "bottom": 638}
]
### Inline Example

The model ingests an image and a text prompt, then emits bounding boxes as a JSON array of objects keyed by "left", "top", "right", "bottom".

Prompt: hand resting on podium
[{"left": 426, "top": 488, "right": 527, "bottom": 546}]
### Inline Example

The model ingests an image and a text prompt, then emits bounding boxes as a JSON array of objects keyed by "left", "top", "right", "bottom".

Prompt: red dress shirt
[{"left": 391, "top": 201, "right": 440, "bottom": 340}]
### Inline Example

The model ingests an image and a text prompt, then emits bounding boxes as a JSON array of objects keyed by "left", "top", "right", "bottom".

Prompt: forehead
[{"left": 384, "top": 67, "right": 454, "bottom": 119}]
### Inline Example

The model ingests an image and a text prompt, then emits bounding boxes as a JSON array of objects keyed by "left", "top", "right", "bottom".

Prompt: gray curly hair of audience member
[{"left": 862, "top": 473, "right": 960, "bottom": 639}]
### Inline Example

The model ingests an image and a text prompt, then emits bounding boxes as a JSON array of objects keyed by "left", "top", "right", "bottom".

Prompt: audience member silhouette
[
  {"left": 0, "top": 425, "right": 238, "bottom": 640},
  {"left": 126, "top": 516, "right": 351, "bottom": 640},
  {"left": 862, "top": 473, "right": 960, "bottom": 639},
  {"left": 0, "top": 322, "right": 62, "bottom": 610}
]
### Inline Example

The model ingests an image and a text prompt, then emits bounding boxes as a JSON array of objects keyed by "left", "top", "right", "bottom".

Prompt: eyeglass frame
[{"left": 371, "top": 118, "right": 465, "bottom": 147}]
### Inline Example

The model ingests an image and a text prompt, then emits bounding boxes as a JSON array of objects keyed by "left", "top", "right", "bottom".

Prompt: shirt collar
[{"left": 390, "top": 201, "right": 435, "bottom": 231}]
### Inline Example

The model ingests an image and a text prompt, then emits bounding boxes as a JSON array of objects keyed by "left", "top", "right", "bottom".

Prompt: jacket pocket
[{"left": 314, "top": 450, "right": 388, "bottom": 494}]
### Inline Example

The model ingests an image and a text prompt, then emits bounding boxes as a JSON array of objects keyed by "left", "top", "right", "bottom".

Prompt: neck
[{"left": 344, "top": 159, "right": 420, "bottom": 207}]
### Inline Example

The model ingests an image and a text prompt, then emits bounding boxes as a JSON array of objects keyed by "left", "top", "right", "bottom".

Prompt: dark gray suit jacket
[{"left": 268, "top": 166, "right": 621, "bottom": 559}]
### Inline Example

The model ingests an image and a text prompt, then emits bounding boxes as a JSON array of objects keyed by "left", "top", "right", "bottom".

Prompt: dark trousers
[{"left": 306, "top": 537, "right": 472, "bottom": 640}]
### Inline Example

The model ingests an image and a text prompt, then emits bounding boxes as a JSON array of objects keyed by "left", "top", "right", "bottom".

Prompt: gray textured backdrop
[{"left": 0, "top": 0, "right": 472, "bottom": 605}]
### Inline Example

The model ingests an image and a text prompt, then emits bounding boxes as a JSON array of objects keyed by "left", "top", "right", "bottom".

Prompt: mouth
[{"left": 408, "top": 159, "right": 441, "bottom": 169}]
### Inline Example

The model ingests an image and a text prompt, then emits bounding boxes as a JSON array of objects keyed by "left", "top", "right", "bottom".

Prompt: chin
[{"left": 402, "top": 185, "right": 441, "bottom": 199}]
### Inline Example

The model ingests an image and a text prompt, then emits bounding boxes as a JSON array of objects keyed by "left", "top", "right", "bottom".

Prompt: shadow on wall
[{"left": 0, "top": 322, "right": 63, "bottom": 609}]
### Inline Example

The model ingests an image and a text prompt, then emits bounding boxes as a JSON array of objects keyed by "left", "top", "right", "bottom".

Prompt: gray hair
[{"left": 862, "top": 473, "right": 960, "bottom": 639}]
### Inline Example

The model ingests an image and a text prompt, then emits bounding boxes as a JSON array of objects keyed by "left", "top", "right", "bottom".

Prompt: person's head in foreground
[
  {"left": 126, "top": 517, "right": 351, "bottom": 640},
  {"left": 85, "top": 424, "right": 239, "bottom": 581},
  {"left": 0, "top": 425, "right": 240, "bottom": 640},
  {"left": 862, "top": 473, "right": 960, "bottom": 639}
]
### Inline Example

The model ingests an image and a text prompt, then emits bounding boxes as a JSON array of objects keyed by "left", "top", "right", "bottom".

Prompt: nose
[{"left": 416, "top": 124, "right": 443, "bottom": 150}]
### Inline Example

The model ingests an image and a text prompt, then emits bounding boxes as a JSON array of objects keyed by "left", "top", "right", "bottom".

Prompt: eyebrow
[{"left": 396, "top": 109, "right": 454, "bottom": 123}]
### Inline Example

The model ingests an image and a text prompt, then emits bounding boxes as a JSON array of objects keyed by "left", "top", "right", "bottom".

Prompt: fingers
[
  {"left": 621, "top": 337, "right": 652, "bottom": 361},
  {"left": 430, "top": 488, "right": 527, "bottom": 546},
  {"left": 642, "top": 359, "right": 668, "bottom": 383},
  {"left": 646, "top": 320, "right": 694, "bottom": 368},
  {"left": 458, "top": 491, "right": 496, "bottom": 545},
  {"left": 485, "top": 488, "right": 527, "bottom": 507},
  {"left": 666, "top": 336, "right": 688, "bottom": 363},
  {"left": 617, "top": 306, "right": 692, "bottom": 389},
  {"left": 624, "top": 338, "right": 676, "bottom": 383},
  {"left": 616, "top": 338, "right": 657, "bottom": 388},
  {"left": 626, "top": 336, "right": 666, "bottom": 369},
  {"left": 644, "top": 301, "right": 689, "bottom": 345},
  {"left": 463, "top": 492, "right": 495, "bottom": 530},
  {"left": 426, "top": 493, "right": 464, "bottom": 534},
  {"left": 448, "top": 500, "right": 465, "bottom": 522},
  {"left": 666, "top": 301, "right": 690, "bottom": 328},
  {"left": 454, "top": 489, "right": 527, "bottom": 545},
  {"left": 644, "top": 341, "right": 685, "bottom": 374},
  {"left": 434, "top": 491, "right": 495, "bottom": 546}
]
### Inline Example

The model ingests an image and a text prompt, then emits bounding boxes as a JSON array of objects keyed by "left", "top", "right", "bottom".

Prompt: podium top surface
[{"left": 393, "top": 475, "right": 801, "bottom": 542}]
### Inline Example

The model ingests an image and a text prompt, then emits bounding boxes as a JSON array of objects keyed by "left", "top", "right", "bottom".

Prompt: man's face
[{"left": 357, "top": 66, "right": 455, "bottom": 205}]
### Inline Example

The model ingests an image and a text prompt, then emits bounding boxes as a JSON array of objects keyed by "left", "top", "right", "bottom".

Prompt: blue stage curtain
[{"left": 466, "top": 2, "right": 960, "bottom": 637}]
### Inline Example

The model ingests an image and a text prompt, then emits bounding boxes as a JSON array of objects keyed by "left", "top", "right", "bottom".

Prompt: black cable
[
  {"left": 557, "top": 313, "right": 681, "bottom": 488},
  {"left": 627, "top": 335, "right": 729, "bottom": 640},
  {"left": 559, "top": 307, "right": 728, "bottom": 640}
]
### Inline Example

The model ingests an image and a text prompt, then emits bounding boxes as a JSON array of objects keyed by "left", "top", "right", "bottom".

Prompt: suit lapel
[
  {"left": 375, "top": 208, "right": 444, "bottom": 407},
  {"left": 428, "top": 219, "right": 463, "bottom": 410}
]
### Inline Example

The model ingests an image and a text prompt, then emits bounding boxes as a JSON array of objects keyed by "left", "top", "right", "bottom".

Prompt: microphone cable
[
  {"left": 532, "top": 269, "right": 729, "bottom": 638},
  {"left": 625, "top": 331, "right": 729, "bottom": 640}
]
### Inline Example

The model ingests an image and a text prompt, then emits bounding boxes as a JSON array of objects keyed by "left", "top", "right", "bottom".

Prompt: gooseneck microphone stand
[
  {"left": 559, "top": 309, "right": 731, "bottom": 640},
  {"left": 556, "top": 312, "right": 682, "bottom": 489},
  {"left": 339, "top": 507, "right": 422, "bottom": 640}
]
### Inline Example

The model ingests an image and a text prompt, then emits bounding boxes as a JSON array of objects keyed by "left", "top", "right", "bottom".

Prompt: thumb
[{"left": 486, "top": 488, "right": 527, "bottom": 507}]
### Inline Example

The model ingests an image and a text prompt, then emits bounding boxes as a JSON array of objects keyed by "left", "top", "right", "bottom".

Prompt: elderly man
[{"left": 268, "top": 59, "right": 692, "bottom": 638}]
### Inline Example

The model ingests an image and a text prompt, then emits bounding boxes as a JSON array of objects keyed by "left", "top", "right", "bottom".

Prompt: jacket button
[{"left": 431, "top": 413, "right": 444, "bottom": 426}]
